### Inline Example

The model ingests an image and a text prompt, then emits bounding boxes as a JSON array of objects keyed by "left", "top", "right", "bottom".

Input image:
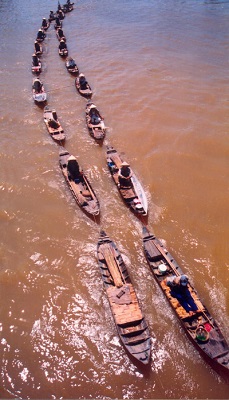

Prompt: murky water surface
[{"left": 0, "top": 0, "right": 229, "bottom": 398}]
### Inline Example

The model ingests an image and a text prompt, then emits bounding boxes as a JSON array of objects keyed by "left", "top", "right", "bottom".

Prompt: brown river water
[{"left": 0, "top": 0, "right": 229, "bottom": 398}]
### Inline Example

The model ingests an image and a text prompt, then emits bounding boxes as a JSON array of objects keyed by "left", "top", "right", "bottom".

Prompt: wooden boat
[
  {"left": 97, "top": 230, "right": 151, "bottom": 365},
  {"left": 56, "top": 8, "right": 65, "bottom": 20},
  {"left": 59, "top": 40, "right": 68, "bottom": 57},
  {"left": 75, "top": 74, "right": 92, "bottom": 98},
  {"left": 41, "top": 18, "right": 50, "bottom": 31},
  {"left": 49, "top": 11, "right": 56, "bottom": 22},
  {"left": 106, "top": 146, "right": 148, "bottom": 216},
  {"left": 36, "top": 29, "right": 46, "bottom": 43},
  {"left": 59, "top": 148, "right": 100, "bottom": 217},
  {"left": 85, "top": 101, "right": 106, "bottom": 141},
  {"left": 62, "top": 2, "right": 74, "bottom": 12},
  {"left": 65, "top": 57, "right": 79, "bottom": 75},
  {"left": 142, "top": 226, "right": 229, "bottom": 371},
  {"left": 43, "top": 106, "right": 66, "bottom": 142},
  {"left": 34, "top": 41, "right": 42, "bottom": 56},
  {"left": 31, "top": 54, "right": 41, "bottom": 74},
  {"left": 56, "top": 28, "right": 66, "bottom": 42},
  {"left": 32, "top": 78, "right": 47, "bottom": 103},
  {"left": 54, "top": 18, "right": 62, "bottom": 30}
]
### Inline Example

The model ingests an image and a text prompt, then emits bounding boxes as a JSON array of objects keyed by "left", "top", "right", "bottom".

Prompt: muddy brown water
[{"left": 0, "top": 0, "right": 229, "bottom": 398}]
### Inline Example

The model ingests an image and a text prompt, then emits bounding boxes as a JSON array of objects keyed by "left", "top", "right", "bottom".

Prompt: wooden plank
[
  {"left": 152, "top": 240, "right": 179, "bottom": 276},
  {"left": 120, "top": 187, "right": 136, "bottom": 199},
  {"left": 107, "top": 284, "right": 143, "bottom": 324},
  {"left": 101, "top": 244, "right": 123, "bottom": 287},
  {"left": 144, "top": 240, "right": 162, "bottom": 261},
  {"left": 110, "top": 152, "right": 122, "bottom": 168}
]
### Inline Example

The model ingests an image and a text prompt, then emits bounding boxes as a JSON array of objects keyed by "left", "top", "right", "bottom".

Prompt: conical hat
[
  {"left": 120, "top": 161, "right": 129, "bottom": 167},
  {"left": 68, "top": 155, "right": 76, "bottom": 161}
]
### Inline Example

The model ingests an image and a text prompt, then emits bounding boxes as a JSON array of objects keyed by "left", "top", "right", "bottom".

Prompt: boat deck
[{"left": 107, "top": 284, "right": 143, "bottom": 325}]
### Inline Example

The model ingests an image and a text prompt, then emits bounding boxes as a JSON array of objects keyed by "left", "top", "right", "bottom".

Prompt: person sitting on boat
[
  {"left": 55, "top": 16, "right": 61, "bottom": 28},
  {"left": 34, "top": 41, "right": 42, "bottom": 54},
  {"left": 66, "top": 57, "right": 76, "bottom": 69},
  {"left": 37, "top": 29, "right": 45, "bottom": 41},
  {"left": 67, "top": 155, "right": 82, "bottom": 183},
  {"left": 118, "top": 162, "right": 133, "bottom": 188},
  {"left": 88, "top": 105, "right": 102, "bottom": 125},
  {"left": 33, "top": 78, "right": 42, "bottom": 92},
  {"left": 48, "top": 118, "right": 60, "bottom": 129},
  {"left": 57, "top": 9, "right": 65, "bottom": 20},
  {"left": 59, "top": 39, "right": 67, "bottom": 51},
  {"left": 65, "top": 0, "right": 74, "bottom": 10},
  {"left": 42, "top": 18, "right": 48, "bottom": 29},
  {"left": 57, "top": 28, "right": 65, "bottom": 39},
  {"left": 164, "top": 274, "right": 198, "bottom": 315},
  {"left": 79, "top": 74, "right": 88, "bottom": 90},
  {"left": 32, "top": 54, "right": 40, "bottom": 67},
  {"left": 49, "top": 10, "right": 55, "bottom": 21}
]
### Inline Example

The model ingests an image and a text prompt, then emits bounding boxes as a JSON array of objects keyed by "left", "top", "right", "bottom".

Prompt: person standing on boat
[
  {"left": 118, "top": 162, "right": 133, "bottom": 188},
  {"left": 67, "top": 155, "right": 82, "bottom": 183},
  {"left": 165, "top": 274, "right": 198, "bottom": 315}
]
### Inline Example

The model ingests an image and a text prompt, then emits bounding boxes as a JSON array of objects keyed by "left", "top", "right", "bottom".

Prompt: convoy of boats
[{"left": 30, "top": 1, "right": 229, "bottom": 373}]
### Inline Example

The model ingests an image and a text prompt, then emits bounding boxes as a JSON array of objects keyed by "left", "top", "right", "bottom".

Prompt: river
[{"left": 0, "top": 0, "right": 229, "bottom": 398}]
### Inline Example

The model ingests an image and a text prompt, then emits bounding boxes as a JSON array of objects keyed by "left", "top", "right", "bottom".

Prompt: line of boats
[{"left": 30, "top": 2, "right": 229, "bottom": 373}]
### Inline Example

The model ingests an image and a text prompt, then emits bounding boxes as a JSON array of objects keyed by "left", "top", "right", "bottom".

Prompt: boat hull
[
  {"left": 106, "top": 146, "right": 148, "bottom": 216},
  {"left": 142, "top": 226, "right": 229, "bottom": 371},
  {"left": 59, "top": 148, "right": 100, "bottom": 217},
  {"left": 97, "top": 231, "right": 151, "bottom": 365},
  {"left": 43, "top": 107, "right": 66, "bottom": 142}
]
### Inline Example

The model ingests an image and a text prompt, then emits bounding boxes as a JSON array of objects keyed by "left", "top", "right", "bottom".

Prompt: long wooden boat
[
  {"left": 75, "top": 74, "right": 92, "bottom": 98},
  {"left": 62, "top": 2, "right": 74, "bottom": 12},
  {"left": 54, "top": 19, "right": 62, "bottom": 30},
  {"left": 142, "top": 226, "right": 229, "bottom": 371},
  {"left": 32, "top": 78, "right": 47, "bottom": 103},
  {"left": 59, "top": 148, "right": 100, "bottom": 217},
  {"left": 65, "top": 57, "right": 79, "bottom": 75},
  {"left": 43, "top": 106, "right": 66, "bottom": 142},
  {"left": 85, "top": 101, "right": 106, "bottom": 141},
  {"left": 34, "top": 41, "right": 42, "bottom": 56},
  {"left": 41, "top": 18, "right": 50, "bottom": 31},
  {"left": 32, "top": 55, "right": 41, "bottom": 74},
  {"left": 36, "top": 29, "right": 46, "bottom": 43},
  {"left": 56, "top": 28, "right": 66, "bottom": 42},
  {"left": 97, "top": 230, "right": 151, "bottom": 364},
  {"left": 106, "top": 146, "right": 148, "bottom": 216},
  {"left": 49, "top": 11, "right": 56, "bottom": 22}
]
